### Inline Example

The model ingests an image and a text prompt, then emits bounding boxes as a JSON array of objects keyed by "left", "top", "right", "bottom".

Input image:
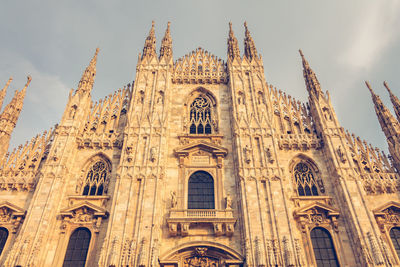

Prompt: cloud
[
  {"left": 340, "top": 1, "right": 400, "bottom": 70},
  {"left": 0, "top": 50, "right": 69, "bottom": 149}
]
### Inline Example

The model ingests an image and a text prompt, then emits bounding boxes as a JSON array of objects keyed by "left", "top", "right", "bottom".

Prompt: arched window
[
  {"left": 310, "top": 227, "right": 339, "bottom": 267},
  {"left": 63, "top": 228, "right": 91, "bottom": 267},
  {"left": 82, "top": 160, "right": 109, "bottom": 196},
  {"left": 390, "top": 227, "right": 400, "bottom": 260},
  {"left": 0, "top": 227, "right": 8, "bottom": 256},
  {"left": 294, "top": 162, "right": 318, "bottom": 196},
  {"left": 189, "top": 97, "right": 212, "bottom": 134},
  {"left": 188, "top": 171, "right": 214, "bottom": 209}
]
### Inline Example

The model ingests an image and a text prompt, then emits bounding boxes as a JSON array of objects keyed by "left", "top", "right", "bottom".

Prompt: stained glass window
[
  {"left": 294, "top": 162, "right": 319, "bottom": 196},
  {"left": 0, "top": 227, "right": 8, "bottom": 256},
  {"left": 189, "top": 97, "right": 212, "bottom": 134},
  {"left": 188, "top": 171, "right": 214, "bottom": 209},
  {"left": 390, "top": 227, "right": 400, "bottom": 260},
  {"left": 310, "top": 227, "right": 339, "bottom": 267},
  {"left": 82, "top": 161, "right": 109, "bottom": 196},
  {"left": 63, "top": 228, "right": 91, "bottom": 267}
]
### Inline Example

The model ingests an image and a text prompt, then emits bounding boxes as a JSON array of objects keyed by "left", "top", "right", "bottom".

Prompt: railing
[{"left": 169, "top": 209, "right": 233, "bottom": 219}]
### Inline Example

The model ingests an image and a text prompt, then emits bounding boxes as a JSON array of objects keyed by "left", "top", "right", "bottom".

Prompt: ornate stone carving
[
  {"left": 172, "top": 48, "right": 227, "bottom": 84},
  {"left": 294, "top": 202, "right": 340, "bottom": 233},
  {"left": 373, "top": 202, "right": 400, "bottom": 233},
  {"left": 59, "top": 202, "right": 108, "bottom": 233},
  {"left": 0, "top": 202, "right": 25, "bottom": 233}
]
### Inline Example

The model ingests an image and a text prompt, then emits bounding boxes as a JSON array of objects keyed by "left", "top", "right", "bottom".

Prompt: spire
[
  {"left": 366, "top": 81, "right": 400, "bottom": 170},
  {"left": 0, "top": 76, "right": 31, "bottom": 156},
  {"left": 77, "top": 48, "right": 99, "bottom": 94},
  {"left": 243, "top": 22, "right": 258, "bottom": 61},
  {"left": 0, "top": 77, "right": 12, "bottom": 111},
  {"left": 299, "top": 49, "right": 323, "bottom": 98},
  {"left": 159, "top": 22, "right": 172, "bottom": 60},
  {"left": 227, "top": 22, "right": 241, "bottom": 61},
  {"left": 142, "top": 21, "right": 157, "bottom": 59},
  {"left": 384, "top": 81, "right": 400, "bottom": 123}
]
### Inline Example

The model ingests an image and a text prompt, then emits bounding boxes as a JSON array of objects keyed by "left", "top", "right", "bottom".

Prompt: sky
[{"left": 0, "top": 0, "right": 399, "bottom": 152}]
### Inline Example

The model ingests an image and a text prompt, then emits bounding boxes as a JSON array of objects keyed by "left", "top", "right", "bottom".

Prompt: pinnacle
[
  {"left": 365, "top": 81, "right": 375, "bottom": 96},
  {"left": 384, "top": 81, "right": 393, "bottom": 95},
  {"left": 243, "top": 21, "right": 258, "bottom": 60},
  {"left": 160, "top": 21, "right": 173, "bottom": 59},
  {"left": 142, "top": 21, "right": 157, "bottom": 59}
]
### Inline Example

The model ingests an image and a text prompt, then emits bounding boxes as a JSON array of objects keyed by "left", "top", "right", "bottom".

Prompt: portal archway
[{"left": 160, "top": 242, "right": 243, "bottom": 267}]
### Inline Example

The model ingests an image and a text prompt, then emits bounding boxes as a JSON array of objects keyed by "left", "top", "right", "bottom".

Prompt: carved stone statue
[
  {"left": 171, "top": 191, "right": 177, "bottom": 208},
  {"left": 243, "top": 145, "right": 252, "bottom": 163},
  {"left": 225, "top": 194, "right": 232, "bottom": 209},
  {"left": 150, "top": 147, "right": 157, "bottom": 162}
]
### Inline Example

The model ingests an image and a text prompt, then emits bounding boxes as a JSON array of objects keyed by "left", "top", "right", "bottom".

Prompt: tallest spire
[
  {"left": 142, "top": 21, "right": 157, "bottom": 59},
  {"left": 366, "top": 81, "right": 400, "bottom": 170},
  {"left": 299, "top": 50, "right": 323, "bottom": 98},
  {"left": 243, "top": 22, "right": 258, "bottom": 61},
  {"left": 227, "top": 22, "right": 240, "bottom": 60},
  {"left": 159, "top": 22, "right": 172, "bottom": 60},
  {"left": 384, "top": 81, "right": 400, "bottom": 123},
  {"left": 77, "top": 48, "right": 99, "bottom": 94}
]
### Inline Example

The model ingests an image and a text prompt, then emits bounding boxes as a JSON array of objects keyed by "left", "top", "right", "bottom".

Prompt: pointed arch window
[
  {"left": 310, "top": 227, "right": 339, "bottom": 267},
  {"left": 294, "top": 162, "right": 319, "bottom": 196},
  {"left": 189, "top": 97, "right": 213, "bottom": 134},
  {"left": 188, "top": 171, "right": 215, "bottom": 209},
  {"left": 63, "top": 227, "right": 91, "bottom": 267},
  {"left": 82, "top": 160, "right": 109, "bottom": 196},
  {"left": 390, "top": 227, "right": 400, "bottom": 260},
  {"left": 0, "top": 227, "right": 8, "bottom": 256}
]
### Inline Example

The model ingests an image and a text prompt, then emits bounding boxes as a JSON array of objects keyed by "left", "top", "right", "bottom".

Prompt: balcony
[{"left": 167, "top": 209, "right": 236, "bottom": 237}]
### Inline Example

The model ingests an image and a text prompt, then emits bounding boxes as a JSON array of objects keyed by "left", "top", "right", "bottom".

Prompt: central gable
[{"left": 172, "top": 48, "right": 227, "bottom": 84}]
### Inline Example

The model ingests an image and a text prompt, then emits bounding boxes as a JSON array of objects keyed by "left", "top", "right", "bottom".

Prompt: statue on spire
[
  {"left": 77, "top": 48, "right": 99, "bottom": 94},
  {"left": 384, "top": 81, "right": 400, "bottom": 123},
  {"left": 159, "top": 22, "right": 172, "bottom": 60},
  {"left": 366, "top": 81, "right": 400, "bottom": 171},
  {"left": 142, "top": 21, "right": 157, "bottom": 59},
  {"left": 227, "top": 22, "right": 240, "bottom": 61},
  {"left": 243, "top": 22, "right": 258, "bottom": 61},
  {"left": 299, "top": 49, "right": 323, "bottom": 98},
  {"left": 0, "top": 77, "right": 12, "bottom": 111}
]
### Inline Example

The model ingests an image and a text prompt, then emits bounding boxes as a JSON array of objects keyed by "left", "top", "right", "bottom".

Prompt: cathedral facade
[{"left": 0, "top": 21, "right": 400, "bottom": 267}]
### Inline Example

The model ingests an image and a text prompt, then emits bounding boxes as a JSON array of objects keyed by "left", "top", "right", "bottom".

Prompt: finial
[
  {"left": 2, "top": 77, "right": 13, "bottom": 91},
  {"left": 229, "top": 21, "right": 233, "bottom": 31},
  {"left": 365, "top": 81, "right": 374, "bottom": 94},
  {"left": 384, "top": 81, "right": 392, "bottom": 94},
  {"left": 149, "top": 20, "right": 155, "bottom": 36},
  {"left": 22, "top": 75, "right": 32, "bottom": 92},
  {"left": 299, "top": 49, "right": 304, "bottom": 58}
]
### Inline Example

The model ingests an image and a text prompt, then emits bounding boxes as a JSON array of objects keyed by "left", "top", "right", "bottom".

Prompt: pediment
[
  {"left": 294, "top": 202, "right": 339, "bottom": 217},
  {"left": 0, "top": 201, "right": 25, "bottom": 216},
  {"left": 174, "top": 141, "right": 228, "bottom": 158},
  {"left": 175, "top": 47, "right": 224, "bottom": 65},
  {"left": 374, "top": 201, "right": 400, "bottom": 216},
  {"left": 60, "top": 201, "right": 107, "bottom": 217}
]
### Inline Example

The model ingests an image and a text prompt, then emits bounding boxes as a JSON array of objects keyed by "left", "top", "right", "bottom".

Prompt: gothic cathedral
[{"left": 0, "top": 21, "right": 400, "bottom": 267}]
